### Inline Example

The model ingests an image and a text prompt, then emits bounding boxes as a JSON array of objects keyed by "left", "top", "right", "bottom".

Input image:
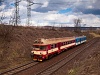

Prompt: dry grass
[
  {"left": 89, "top": 32, "right": 100, "bottom": 37},
  {"left": 0, "top": 25, "right": 94, "bottom": 72},
  {"left": 0, "top": 25, "right": 77, "bottom": 72}
]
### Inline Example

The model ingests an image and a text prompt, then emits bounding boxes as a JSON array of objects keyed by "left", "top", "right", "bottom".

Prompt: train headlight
[
  {"left": 31, "top": 51, "right": 34, "bottom": 57},
  {"left": 40, "top": 52, "right": 42, "bottom": 55},
  {"left": 31, "top": 51, "right": 34, "bottom": 53}
]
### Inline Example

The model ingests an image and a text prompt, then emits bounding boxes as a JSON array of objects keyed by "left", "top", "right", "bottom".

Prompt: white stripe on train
[{"left": 33, "top": 43, "right": 75, "bottom": 55}]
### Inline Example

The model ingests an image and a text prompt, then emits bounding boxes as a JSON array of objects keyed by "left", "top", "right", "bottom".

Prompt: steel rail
[
  {"left": 0, "top": 38, "right": 98, "bottom": 75},
  {"left": 0, "top": 61, "right": 39, "bottom": 75},
  {"left": 35, "top": 38, "right": 98, "bottom": 75}
]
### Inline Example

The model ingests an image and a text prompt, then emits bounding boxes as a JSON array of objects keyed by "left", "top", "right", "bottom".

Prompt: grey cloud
[
  {"left": 32, "top": 0, "right": 75, "bottom": 13},
  {"left": 73, "top": 0, "right": 100, "bottom": 15},
  {"left": 82, "top": 9, "right": 100, "bottom": 15},
  {"left": 1, "top": 0, "right": 100, "bottom": 15}
]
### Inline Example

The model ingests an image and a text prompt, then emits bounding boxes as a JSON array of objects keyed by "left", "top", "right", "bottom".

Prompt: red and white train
[{"left": 31, "top": 36, "right": 86, "bottom": 61}]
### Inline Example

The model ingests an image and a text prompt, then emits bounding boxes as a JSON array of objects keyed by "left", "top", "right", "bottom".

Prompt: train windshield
[{"left": 33, "top": 45, "right": 46, "bottom": 50}]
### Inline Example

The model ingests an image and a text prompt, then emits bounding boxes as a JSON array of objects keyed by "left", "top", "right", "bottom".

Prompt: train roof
[
  {"left": 33, "top": 37, "right": 75, "bottom": 45},
  {"left": 75, "top": 36, "right": 86, "bottom": 38}
]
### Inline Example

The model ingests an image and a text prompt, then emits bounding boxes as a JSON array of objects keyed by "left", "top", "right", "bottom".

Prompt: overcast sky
[{"left": 0, "top": 0, "right": 100, "bottom": 27}]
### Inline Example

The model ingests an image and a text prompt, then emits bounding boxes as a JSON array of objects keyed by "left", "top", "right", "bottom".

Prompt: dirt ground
[
  {"left": 51, "top": 38, "right": 100, "bottom": 75},
  {"left": 68, "top": 38, "right": 100, "bottom": 75},
  {"left": 0, "top": 25, "right": 97, "bottom": 72},
  {"left": 16, "top": 38, "right": 100, "bottom": 75}
]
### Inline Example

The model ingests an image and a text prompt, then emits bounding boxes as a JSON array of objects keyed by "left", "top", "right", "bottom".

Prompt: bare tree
[
  {"left": 0, "top": 13, "right": 6, "bottom": 24},
  {"left": 73, "top": 18, "right": 82, "bottom": 32}
]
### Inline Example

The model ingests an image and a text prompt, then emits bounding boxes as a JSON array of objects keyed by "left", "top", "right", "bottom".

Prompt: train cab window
[
  {"left": 33, "top": 45, "right": 46, "bottom": 50},
  {"left": 40, "top": 46, "right": 46, "bottom": 50},
  {"left": 33, "top": 45, "right": 39, "bottom": 50}
]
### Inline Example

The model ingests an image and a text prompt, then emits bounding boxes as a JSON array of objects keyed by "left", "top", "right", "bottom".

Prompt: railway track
[
  {"left": 0, "top": 38, "right": 98, "bottom": 75},
  {"left": 0, "top": 61, "right": 39, "bottom": 75},
  {"left": 35, "top": 38, "right": 98, "bottom": 75}
]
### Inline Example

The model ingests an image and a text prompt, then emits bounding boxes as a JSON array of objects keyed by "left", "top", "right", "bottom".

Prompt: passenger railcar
[
  {"left": 31, "top": 36, "right": 86, "bottom": 61},
  {"left": 75, "top": 36, "right": 86, "bottom": 45}
]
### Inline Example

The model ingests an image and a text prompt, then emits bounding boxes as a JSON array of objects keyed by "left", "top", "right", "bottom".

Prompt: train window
[
  {"left": 64, "top": 42, "right": 66, "bottom": 45},
  {"left": 71, "top": 41, "right": 73, "bottom": 43},
  {"left": 33, "top": 45, "right": 38, "bottom": 48},
  {"left": 63, "top": 42, "right": 64, "bottom": 45},
  {"left": 61, "top": 43, "right": 63, "bottom": 46},
  {"left": 69, "top": 41, "right": 71, "bottom": 44},
  {"left": 68, "top": 41, "right": 70, "bottom": 44},
  {"left": 33, "top": 45, "right": 40, "bottom": 50},
  {"left": 40, "top": 46, "right": 46, "bottom": 50},
  {"left": 63, "top": 42, "right": 66, "bottom": 45},
  {"left": 73, "top": 40, "right": 75, "bottom": 43},
  {"left": 66, "top": 42, "right": 68, "bottom": 44},
  {"left": 51, "top": 44, "right": 56, "bottom": 49},
  {"left": 62, "top": 42, "right": 66, "bottom": 45},
  {"left": 68, "top": 41, "right": 72, "bottom": 44},
  {"left": 66, "top": 42, "right": 67, "bottom": 44},
  {"left": 51, "top": 44, "right": 54, "bottom": 49},
  {"left": 55, "top": 44, "right": 57, "bottom": 47},
  {"left": 33, "top": 45, "right": 46, "bottom": 50},
  {"left": 62, "top": 42, "right": 64, "bottom": 45}
]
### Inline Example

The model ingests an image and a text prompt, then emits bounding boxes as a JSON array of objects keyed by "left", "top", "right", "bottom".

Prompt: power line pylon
[
  {"left": 27, "top": 0, "right": 31, "bottom": 26},
  {"left": 13, "top": 0, "right": 21, "bottom": 26},
  {"left": 26, "top": 0, "right": 42, "bottom": 26}
]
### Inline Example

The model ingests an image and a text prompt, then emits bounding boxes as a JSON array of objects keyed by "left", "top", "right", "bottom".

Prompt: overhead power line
[{"left": 9, "top": 0, "right": 93, "bottom": 26}]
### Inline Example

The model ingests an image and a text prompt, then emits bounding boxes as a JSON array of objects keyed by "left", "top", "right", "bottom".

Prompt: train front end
[{"left": 31, "top": 44, "right": 48, "bottom": 61}]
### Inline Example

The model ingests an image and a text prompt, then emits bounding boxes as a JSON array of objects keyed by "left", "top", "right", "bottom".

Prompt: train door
[
  {"left": 57, "top": 42, "right": 61, "bottom": 54},
  {"left": 46, "top": 45, "right": 50, "bottom": 59}
]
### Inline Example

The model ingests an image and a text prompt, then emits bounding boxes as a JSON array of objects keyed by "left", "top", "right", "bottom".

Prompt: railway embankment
[
  {"left": 67, "top": 37, "right": 100, "bottom": 75},
  {"left": 0, "top": 25, "right": 95, "bottom": 72},
  {"left": 90, "top": 32, "right": 100, "bottom": 37}
]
